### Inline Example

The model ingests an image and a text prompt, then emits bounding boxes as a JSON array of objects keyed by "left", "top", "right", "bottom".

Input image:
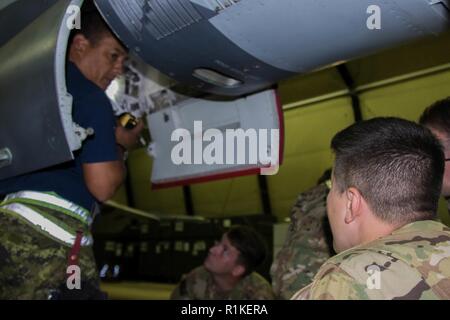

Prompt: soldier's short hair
[
  {"left": 331, "top": 117, "right": 444, "bottom": 225},
  {"left": 419, "top": 97, "right": 450, "bottom": 142},
  {"left": 69, "top": 1, "right": 120, "bottom": 47},
  {"left": 227, "top": 226, "right": 267, "bottom": 277}
]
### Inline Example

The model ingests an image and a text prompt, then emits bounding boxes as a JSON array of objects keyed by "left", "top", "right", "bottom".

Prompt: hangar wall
[{"left": 113, "top": 31, "right": 450, "bottom": 225}]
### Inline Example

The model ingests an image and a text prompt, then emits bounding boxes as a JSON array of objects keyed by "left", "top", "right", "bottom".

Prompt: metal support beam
[
  {"left": 123, "top": 160, "right": 135, "bottom": 208},
  {"left": 337, "top": 64, "right": 363, "bottom": 122},
  {"left": 183, "top": 185, "right": 195, "bottom": 216},
  {"left": 258, "top": 175, "right": 273, "bottom": 217}
]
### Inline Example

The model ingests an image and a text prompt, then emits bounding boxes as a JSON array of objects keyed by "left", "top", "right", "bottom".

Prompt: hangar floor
[{"left": 100, "top": 281, "right": 177, "bottom": 300}]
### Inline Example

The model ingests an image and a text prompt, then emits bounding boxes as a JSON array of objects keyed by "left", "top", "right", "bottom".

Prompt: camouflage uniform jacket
[
  {"left": 271, "top": 182, "right": 333, "bottom": 299},
  {"left": 292, "top": 220, "right": 450, "bottom": 300},
  {"left": 171, "top": 266, "right": 275, "bottom": 300}
]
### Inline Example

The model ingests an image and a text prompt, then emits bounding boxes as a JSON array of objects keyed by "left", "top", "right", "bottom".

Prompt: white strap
[
  {"left": 1, "top": 203, "right": 92, "bottom": 247},
  {"left": 4, "top": 191, "right": 91, "bottom": 225}
]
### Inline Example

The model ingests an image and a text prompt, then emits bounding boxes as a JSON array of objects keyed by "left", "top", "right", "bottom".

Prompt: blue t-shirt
[{"left": 0, "top": 62, "right": 119, "bottom": 211}]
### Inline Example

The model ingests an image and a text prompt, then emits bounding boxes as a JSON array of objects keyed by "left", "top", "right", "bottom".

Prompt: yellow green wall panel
[
  {"left": 278, "top": 68, "right": 347, "bottom": 106},
  {"left": 268, "top": 97, "right": 354, "bottom": 220},
  {"left": 360, "top": 69, "right": 450, "bottom": 122},
  {"left": 190, "top": 175, "right": 262, "bottom": 218},
  {"left": 347, "top": 31, "right": 450, "bottom": 87},
  {"left": 127, "top": 149, "right": 186, "bottom": 215}
]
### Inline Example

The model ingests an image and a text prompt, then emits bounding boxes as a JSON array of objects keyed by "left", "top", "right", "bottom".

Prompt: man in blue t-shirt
[{"left": 0, "top": 4, "right": 143, "bottom": 299}]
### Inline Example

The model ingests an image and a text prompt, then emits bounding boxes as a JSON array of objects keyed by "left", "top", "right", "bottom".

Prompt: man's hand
[{"left": 115, "top": 119, "right": 145, "bottom": 151}]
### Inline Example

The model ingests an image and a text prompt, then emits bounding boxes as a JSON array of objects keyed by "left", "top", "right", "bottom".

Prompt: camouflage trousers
[{"left": 0, "top": 205, "right": 104, "bottom": 300}]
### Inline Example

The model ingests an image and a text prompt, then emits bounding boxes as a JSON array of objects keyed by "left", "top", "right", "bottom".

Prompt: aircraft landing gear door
[
  {"left": 148, "top": 89, "right": 284, "bottom": 188},
  {"left": 0, "top": 0, "right": 87, "bottom": 180}
]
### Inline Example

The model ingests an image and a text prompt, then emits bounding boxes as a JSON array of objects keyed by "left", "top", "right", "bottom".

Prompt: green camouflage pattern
[
  {"left": 171, "top": 266, "right": 275, "bottom": 300},
  {"left": 0, "top": 202, "right": 103, "bottom": 299},
  {"left": 292, "top": 220, "right": 450, "bottom": 300},
  {"left": 270, "top": 182, "right": 334, "bottom": 299}
]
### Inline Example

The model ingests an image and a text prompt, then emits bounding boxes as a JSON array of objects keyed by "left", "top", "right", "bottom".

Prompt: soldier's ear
[
  {"left": 344, "top": 187, "right": 362, "bottom": 224},
  {"left": 71, "top": 34, "right": 91, "bottom": 55},
  {"left": 232, "top": 264, "right": 245, "bottom": 278}
]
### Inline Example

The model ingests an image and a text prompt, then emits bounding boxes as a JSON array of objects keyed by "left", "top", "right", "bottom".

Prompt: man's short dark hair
[
  {"left": 69, "top": 1, "right": 117, "bottom": 46},
  {"left": 419, "top": 97, "right": 450, "bottom": 140},
  {"left": 226, "top": 226, "right": 267, "bottom": 277},
  {"left": 331, "top": 117, "right": 444, "bottom": 225}
]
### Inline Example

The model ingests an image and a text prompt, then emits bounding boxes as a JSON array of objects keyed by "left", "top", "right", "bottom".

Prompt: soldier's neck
[
  {"left": 358, "top": 213, "right": 398, "bottom": 246},
  {"left": 211, "top": 273, "right": 240, "bottom": 292}
]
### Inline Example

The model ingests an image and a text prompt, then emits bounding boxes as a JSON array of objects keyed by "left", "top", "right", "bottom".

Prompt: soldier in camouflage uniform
[
  {"left": 420, "top": 98, "right": 450, "bottom": 213},
  {"left": 171, "top": 226, "right": 274, "bottom": 300},
  {"left": 292, "top": 220, "right": 450, "bottom": 299},
  {"left": 270, "top": 175, "right": 335, "bottom": 300},
  {"left": 293, "top": 118, "right": 450, "bottom": 300}
]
